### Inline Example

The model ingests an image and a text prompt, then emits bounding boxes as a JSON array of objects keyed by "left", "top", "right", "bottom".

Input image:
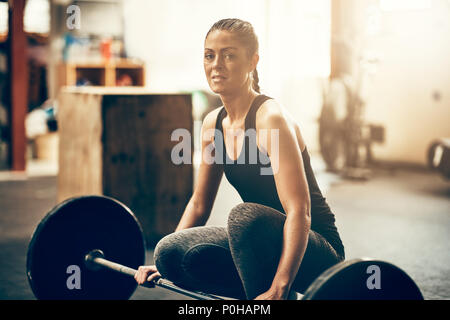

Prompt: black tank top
[{"left": 214, "top": 94, "right": 345, "bottom": 258}]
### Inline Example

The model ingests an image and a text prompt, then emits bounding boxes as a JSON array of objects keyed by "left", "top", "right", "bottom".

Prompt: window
[
  {"left": 379, "top": 0, "right": 431, "bottom": 12},
  {"left": 0, "top": 0, "right": 51, "bottom": 37},
  {"left": 24, "top": 0, "right": 50, "bottom": 34},
  {"left": 0, "top": 2, "right": 7, "bottom": 36}
]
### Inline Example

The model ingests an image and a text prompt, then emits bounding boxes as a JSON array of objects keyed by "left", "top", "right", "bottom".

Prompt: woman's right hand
[{"left": 134, "top": 265, "right": 161, "bottom": 286}]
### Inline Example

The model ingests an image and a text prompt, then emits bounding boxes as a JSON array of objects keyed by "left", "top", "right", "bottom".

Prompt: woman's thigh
[
  {"left": 154, "top": 226, "right": 245, "bottom": 298},
  {"left": 227, "top": 203, "right": 342, "bottom": 298}
]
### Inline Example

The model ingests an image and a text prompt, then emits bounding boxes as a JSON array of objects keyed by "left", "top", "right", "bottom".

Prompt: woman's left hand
[{"left": 254, "top": 286, "right": 289, "bottom": 300}]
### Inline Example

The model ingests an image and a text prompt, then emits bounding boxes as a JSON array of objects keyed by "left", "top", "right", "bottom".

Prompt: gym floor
[{"left": 0, "top": 155, "right": 449, "bottom": 300}]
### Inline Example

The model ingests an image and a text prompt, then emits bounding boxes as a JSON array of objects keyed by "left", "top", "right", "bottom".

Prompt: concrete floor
[{"left": 0, "top": 155, "right": 449, "bottom": 300}]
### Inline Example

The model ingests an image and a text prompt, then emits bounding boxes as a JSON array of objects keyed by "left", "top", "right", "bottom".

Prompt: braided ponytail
[{"left": 252, "top": 69, "right": 261, "bottom": 93}]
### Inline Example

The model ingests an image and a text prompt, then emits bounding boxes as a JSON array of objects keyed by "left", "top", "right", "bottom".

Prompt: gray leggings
[{"left": 154, "top": 203, "right": 343, "bottom": 300}]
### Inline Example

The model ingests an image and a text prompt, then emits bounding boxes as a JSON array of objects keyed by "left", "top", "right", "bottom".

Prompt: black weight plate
[
  {"left": 302, "top": 259, "right": 423, "bottom": 300},
  {"left": 27, "top": 195, "right": 146, "bottom": 300}
]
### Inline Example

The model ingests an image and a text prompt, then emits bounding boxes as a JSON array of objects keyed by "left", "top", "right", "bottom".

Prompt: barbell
[{"left": 27, "top": 195, "right": 424, "bottom": 300}]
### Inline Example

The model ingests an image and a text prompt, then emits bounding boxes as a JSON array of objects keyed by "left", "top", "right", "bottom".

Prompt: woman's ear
[{"left": 250, "top": 53, "right": 259, "bottom": 72}]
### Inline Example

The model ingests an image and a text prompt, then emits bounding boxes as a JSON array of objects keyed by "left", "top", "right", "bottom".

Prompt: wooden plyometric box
[{"left": 58, "top": 87, "right": 193, "bottom": 245}]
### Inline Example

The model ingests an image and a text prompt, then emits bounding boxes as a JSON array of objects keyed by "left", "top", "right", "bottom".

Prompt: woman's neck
[{"left": 220, "top": 87, "right": 259, "bottom": 124}]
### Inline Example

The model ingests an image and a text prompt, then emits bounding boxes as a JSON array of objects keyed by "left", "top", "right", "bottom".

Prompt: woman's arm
[
  {"left": 135, "top": 110, "right": 223, "bottom": 284},
  {"left": 255, "top": 101, "right": 311, "bottom": 300},
  {"left": 175, "top": 109, "right": 224, "bottom": 231}
]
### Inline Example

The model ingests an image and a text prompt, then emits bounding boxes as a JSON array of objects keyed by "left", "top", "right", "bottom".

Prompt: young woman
[{"left": 135, "top": 18, "right": 345, "bottom": 300}]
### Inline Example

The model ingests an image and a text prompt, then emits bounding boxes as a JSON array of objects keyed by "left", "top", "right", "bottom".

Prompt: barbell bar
[
  {"left": 84, "top": 249, "right": 226, "bottom": 300},
  {"left": 26, "top": 195, "right": 424, "bottom": 300}
]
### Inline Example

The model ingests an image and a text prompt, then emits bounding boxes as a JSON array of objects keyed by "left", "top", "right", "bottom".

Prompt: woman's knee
[
  {"left": 153, "top": 233, "right": 186, "bottom": 282},
  {"left": 154, "top": 227, "right": 229, "bottom": 283},
  {"left": 228, "top": 203, "right": 283, "bottom": 231},
  {"left": 227, "top": 203, "right": 285, "bottom": 245},
  {"left": 228, "top": 203, "right": 264, "bottom": 230},
  {"left": 181, "top": 243, "right": 236, "bottom": 282}
]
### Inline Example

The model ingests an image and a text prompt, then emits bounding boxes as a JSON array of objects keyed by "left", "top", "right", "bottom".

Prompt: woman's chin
[{"left": 209, "top": 84, "right": 227, "bottom": 95}]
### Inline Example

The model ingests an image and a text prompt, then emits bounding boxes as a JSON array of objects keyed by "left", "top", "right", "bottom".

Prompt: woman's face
[{"left": 204, "top": 30, "right": 257, "bottom": 95}]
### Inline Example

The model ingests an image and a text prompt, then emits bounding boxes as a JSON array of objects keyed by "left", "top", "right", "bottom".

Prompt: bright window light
[
  {"left": 24, "top": 0, "right": 50, "bottom": 34},
  {"left": 379, "top": 0, "right": 431, "bottom": 11},
  {"left": 266, "top": 0, "right": 331, "bottom": 78},
  {"left": 0, "top": 2, "right": 7, "bottom": 34}
]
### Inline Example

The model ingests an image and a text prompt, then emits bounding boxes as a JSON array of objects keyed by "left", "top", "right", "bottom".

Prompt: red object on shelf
[
  {"left": 116, "top": 74, "right": 133, "bottom": 86},
  {"left": 100, "top": 39, "right": 112, "bottom": 61}
]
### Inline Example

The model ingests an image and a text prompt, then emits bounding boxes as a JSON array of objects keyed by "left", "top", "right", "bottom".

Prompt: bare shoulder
[
  {"left": 256, "top": 98, "right": 295, "bottom": 130},
  {"left": 256, "top": 98, "right": 306, "bottom": 150},
  {"left": 202, "top": 106, "right": 223, "bottom": 131},
  {"left": 200, "top": 107, "right": 223, "bottom": 144}
]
